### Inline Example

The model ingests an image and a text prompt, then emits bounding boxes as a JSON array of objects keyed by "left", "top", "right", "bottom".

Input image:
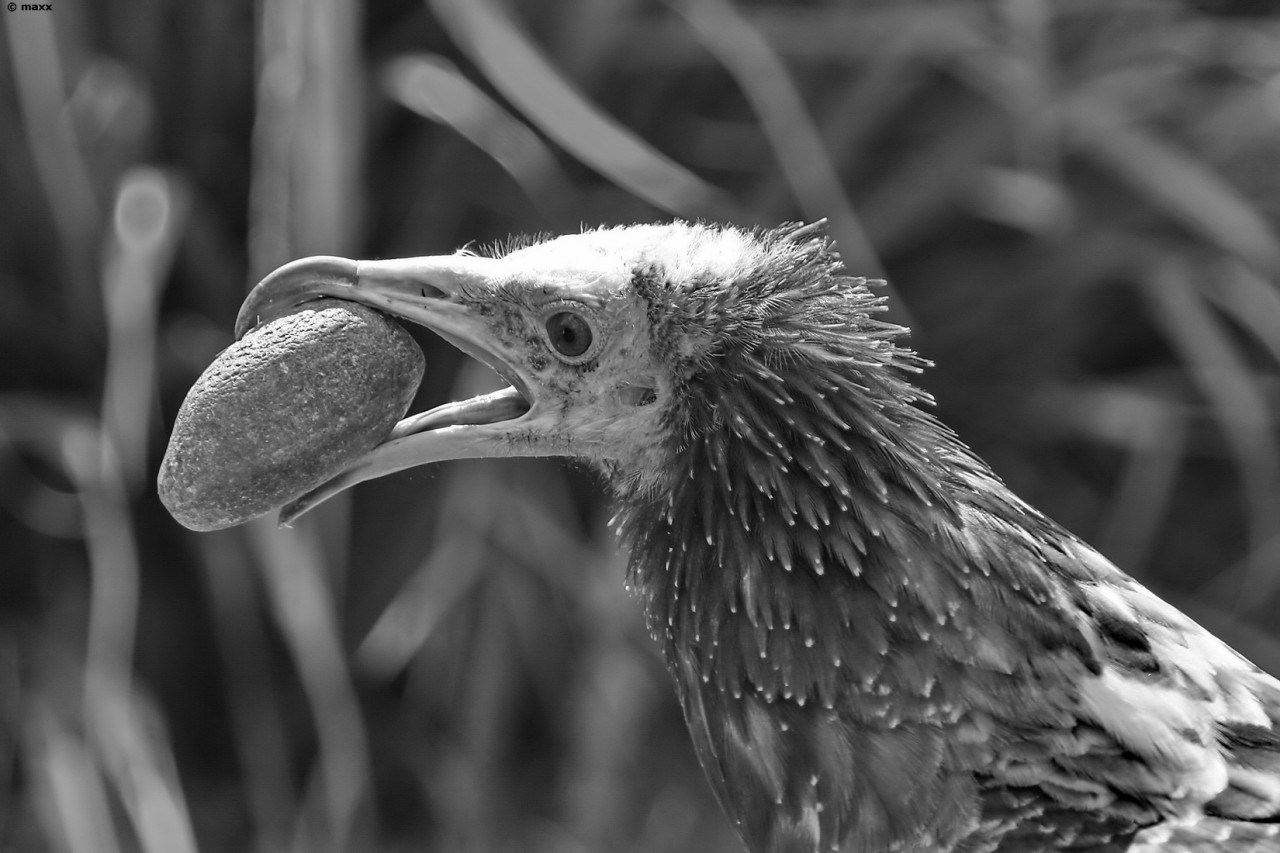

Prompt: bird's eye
[{"left": 544, "top": 308, "right": 597, "bottom": 362}]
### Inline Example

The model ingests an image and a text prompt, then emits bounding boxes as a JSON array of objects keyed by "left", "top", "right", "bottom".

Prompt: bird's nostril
[
  {"left": 419, "top": 284, "right": 447, "bottom": 300},
  {"left": 619, "top": 384, "right": 657, "bottom": 407}
]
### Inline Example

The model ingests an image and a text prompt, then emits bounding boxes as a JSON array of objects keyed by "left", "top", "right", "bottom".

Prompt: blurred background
[{"left": 2, "top": 0, "right": 1280, "bottom": 851}]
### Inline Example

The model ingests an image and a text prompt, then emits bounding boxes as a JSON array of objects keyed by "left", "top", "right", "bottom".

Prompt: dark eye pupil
[{"left": 546, "top": 312, "right": 593, "bottom": 358}]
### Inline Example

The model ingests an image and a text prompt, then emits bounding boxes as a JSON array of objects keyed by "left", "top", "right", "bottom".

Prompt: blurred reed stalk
[{"left": 242, "top": 0, "right": 373, "bottom": 850}]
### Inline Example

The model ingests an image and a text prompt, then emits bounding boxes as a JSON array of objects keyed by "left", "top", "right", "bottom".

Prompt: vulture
[{"left": 229, "top": 221, "right": 1280, "bottom": 852}]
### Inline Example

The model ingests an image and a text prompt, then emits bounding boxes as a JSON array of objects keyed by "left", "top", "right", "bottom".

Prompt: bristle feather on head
[{"left": 619, "top": 221, "right": 941, "bottom": 499}]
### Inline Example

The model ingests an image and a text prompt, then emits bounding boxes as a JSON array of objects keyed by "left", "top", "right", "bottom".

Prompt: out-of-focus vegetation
[{"left": 2, "top": 0, "right": 1279, "bottom": 851}]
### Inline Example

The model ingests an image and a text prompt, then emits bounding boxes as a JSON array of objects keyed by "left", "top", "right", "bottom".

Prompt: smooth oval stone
[{"left": 159, "top": 299, "right": 424, "bottom": 531}]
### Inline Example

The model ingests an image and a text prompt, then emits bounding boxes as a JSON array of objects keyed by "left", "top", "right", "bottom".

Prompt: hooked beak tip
[{"left": 235, "top": 255, "right": 360, "bottom": 339}]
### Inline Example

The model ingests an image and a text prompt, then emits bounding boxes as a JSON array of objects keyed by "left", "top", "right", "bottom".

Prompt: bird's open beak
[{"left": 236, "top": 254, "right": 539, "bottom": 525}]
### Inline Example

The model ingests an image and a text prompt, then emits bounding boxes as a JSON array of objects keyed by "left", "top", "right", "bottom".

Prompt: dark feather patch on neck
[{"left": 611, "top": 222, "right": 1103, "bottom": 699}]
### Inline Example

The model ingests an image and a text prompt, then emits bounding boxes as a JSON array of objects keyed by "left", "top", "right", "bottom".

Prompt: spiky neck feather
[{"left": 607, "top": 223, "right": 1085, "bottom": 707}]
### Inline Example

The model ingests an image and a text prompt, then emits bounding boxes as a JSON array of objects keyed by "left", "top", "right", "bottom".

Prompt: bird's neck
[{"left": 608, "top": 363, "right": 1019, "bottom": 706}]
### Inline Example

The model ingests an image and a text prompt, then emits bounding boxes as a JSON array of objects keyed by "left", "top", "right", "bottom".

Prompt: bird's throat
[{"left": 611, "top": 384, "right": 977, "bottom": 709}]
